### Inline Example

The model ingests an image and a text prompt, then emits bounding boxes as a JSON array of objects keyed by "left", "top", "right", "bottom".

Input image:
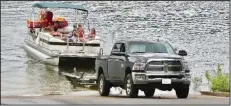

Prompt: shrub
[{"left": 205, "top": 64, "right": 229, "bottom": 92}]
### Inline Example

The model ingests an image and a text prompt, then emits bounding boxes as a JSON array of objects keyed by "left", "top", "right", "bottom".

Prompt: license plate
[{"left": 162, "top": 79, "right": 171, "bottom": 84}]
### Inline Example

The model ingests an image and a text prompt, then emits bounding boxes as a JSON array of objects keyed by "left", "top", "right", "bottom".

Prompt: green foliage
[{"left": 205, "top": 64, "right": 230, "bottom": 92}]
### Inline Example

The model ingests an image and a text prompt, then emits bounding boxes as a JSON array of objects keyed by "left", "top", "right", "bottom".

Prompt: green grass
[{"left": 205, "top": 64, "right": 229, "bottom": 92}]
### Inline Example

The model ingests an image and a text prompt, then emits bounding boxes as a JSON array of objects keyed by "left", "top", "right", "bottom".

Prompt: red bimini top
[{"left": 27, "top": 21, "right": 68, "bottom": 28}]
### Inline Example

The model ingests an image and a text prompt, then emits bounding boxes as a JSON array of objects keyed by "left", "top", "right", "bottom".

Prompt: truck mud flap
[{"left": 58, "top": 57, "right": 96, "bottom": 69}]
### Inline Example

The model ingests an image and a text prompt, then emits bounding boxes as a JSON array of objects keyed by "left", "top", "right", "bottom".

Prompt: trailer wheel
[{"left": 98, "top": 74, "right": 110, "bottom": 96}]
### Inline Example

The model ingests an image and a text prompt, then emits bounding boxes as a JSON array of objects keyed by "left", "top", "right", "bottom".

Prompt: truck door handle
[{"left": 115, "top": 59, "right": 119, "bottom": 61}]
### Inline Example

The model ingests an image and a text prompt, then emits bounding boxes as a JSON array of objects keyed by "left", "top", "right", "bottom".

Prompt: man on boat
[{"left": 39, "top": 9, "right": 54, "bottom": 32}]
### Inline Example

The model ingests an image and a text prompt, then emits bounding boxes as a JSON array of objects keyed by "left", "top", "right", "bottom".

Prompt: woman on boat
[
  {"left": 88, "top": 28, "right": 96, "bottom": 40},
  {"left": 77, "top": 24, "right": 88, "bottom": 42},
  {"left": 50, "top": 22, "right": 63, "bottom": 39},
  {"left": 51, "top": 27, "right": 62, "bottom": 37}
]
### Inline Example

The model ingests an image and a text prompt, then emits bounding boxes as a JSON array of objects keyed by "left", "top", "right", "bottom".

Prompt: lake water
[{"left": 1, "top": 1, "right": 229, "bottom": 96}]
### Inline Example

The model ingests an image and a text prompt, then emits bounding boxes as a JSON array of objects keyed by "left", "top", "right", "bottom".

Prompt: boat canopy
[{"left": 32, "top": 2, "right": 88, "bottom": 12}]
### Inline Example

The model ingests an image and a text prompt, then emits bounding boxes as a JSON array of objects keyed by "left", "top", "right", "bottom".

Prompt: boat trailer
[{"left": 58, "top": 66, "right": 98, "bottom": 89}]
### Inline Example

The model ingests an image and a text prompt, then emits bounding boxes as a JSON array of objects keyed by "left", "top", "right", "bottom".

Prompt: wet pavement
[{"left": 1, "top": 90, "right": 229, "bottom": 104}]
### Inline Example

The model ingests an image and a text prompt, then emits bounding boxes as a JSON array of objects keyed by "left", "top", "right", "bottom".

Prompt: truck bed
[{"left": 95, "top": 55, "right": 110, "bottom": 78}]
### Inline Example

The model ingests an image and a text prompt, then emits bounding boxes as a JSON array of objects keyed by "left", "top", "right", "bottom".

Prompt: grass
[{"left": 205, "top": 64, "right": 229, "bottom": 92}]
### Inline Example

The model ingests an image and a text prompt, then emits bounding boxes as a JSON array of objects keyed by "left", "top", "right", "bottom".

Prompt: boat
[{"left": 23, "top": 2, "right": 102, "bottom": 69}]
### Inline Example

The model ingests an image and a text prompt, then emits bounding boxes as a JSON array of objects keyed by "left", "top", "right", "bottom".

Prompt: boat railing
[
  {"left": 37, "top": 35, "right": 61, "bottom": 56},
  {"left": 64, "top": 36, "right": 102, "bottom": 53},
  {"left": 32, "top": 32, "right": 102, "bottom": 56},
  {"left": 25, "top": 37, "right": 60, "bottom": 57}
]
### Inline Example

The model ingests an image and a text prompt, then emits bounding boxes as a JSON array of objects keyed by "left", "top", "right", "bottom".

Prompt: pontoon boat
[{"left": 23, "top": 2, "right": 102, "bottom": 68}]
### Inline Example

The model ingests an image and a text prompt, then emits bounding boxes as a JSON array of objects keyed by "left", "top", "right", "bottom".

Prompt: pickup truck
[{"left": 95, "top": 40, "right": 191, "bottom": 98}]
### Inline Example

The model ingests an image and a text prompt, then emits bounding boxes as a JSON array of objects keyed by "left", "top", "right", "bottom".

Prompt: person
[
  {"left": 77, "top": 24, "right": 88, "bottom": 42},
  {"left": 39, "top": 9, "right": 46, "bottom": 22},
  {"left": 44, "top": 10, "right": 53, "bottom": 25},
  {"left": 51, "top": 26, "right": 62, "bottom": 37},
  {"left": 50, "top": 22, "right": 63, "bottom": 38},
  {"left": 67, "top": 23, "right": 78, "bottom": 42},
  {"left": 88, "top": 28, "right": 96, "bottom": 40},
  {"left": 42, "top": 10, "right": 54, "bottom": 32}
]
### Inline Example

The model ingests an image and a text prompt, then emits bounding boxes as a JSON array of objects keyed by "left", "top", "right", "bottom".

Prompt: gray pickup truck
[{"left": 95, "top": 40, "right": 191, "bottom": 98}]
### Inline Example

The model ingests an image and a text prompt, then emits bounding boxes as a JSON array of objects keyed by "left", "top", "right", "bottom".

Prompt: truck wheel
[
  {"left": 175, "top": 87, "right": 189, "bottom": 98},
  {"left": 144, "top": 89, "right": 155, "bottom": 97},
  {"left": 98, "top": 74, "right": 110, "bottom": 96},
  {"left": 125, "top": 74, "right": 138, "bottom": 98}
]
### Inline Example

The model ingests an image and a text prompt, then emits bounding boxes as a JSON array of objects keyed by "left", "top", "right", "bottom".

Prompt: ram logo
[
  {"left": 163, "top": 62, "right": 168, "bottom": 72},
  {"left": 121, "top": 64, "right": 124, "bottom": 68}
]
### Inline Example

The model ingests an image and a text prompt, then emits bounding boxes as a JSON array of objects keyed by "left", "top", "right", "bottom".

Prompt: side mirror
[
  {"left": 178, "top": 50, "right": 187, "bottom": 56},
  {"left": 174, "top": 47, "right": 178, "bottom": 52}
]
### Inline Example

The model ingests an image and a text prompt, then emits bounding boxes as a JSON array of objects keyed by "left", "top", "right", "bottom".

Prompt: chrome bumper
[{"left": 132, "top": 72, "right": 191, "bottom": 85}]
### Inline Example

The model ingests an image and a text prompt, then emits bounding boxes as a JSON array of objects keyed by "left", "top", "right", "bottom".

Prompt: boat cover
[{"left": 32, "top": 2, "right": 88, "bottom": 12}]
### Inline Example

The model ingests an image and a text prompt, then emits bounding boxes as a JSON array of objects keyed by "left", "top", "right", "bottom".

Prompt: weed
[{"left": 205, "top": 64, "right": 229, "bottom": 92}]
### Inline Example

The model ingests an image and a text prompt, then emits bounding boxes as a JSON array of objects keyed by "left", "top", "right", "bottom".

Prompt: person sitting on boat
[
  {"left": 67, "top": 23, "right": 78, "bottom": 42},
  {"left": 77, "top": 24, "right": 88, "bottom": 42},
  {"left": 42, "top": 10, "right": 54, "bottom": 32},
  {"left": 51, "top": 27, "right": 62, "bottom": 37},
  {"left": 50, "top": 22, "right": 64, "bottom": 39},
  {"left": 88, "top": 28, "right": 96, "bottom": 40}
]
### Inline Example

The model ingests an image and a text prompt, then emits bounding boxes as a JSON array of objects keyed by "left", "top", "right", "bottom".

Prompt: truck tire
[
  {"left": 175, "top": 87, "right": 189, "bottom": 98},
  {"left": 98, "top": 74, "right": 110, "bottom": 96},
  {"left": 125, "top": 74, "right": 138, "bottom": 98},
  {"left": 144, "top": 89, "right": 155, "bottom": 97}
]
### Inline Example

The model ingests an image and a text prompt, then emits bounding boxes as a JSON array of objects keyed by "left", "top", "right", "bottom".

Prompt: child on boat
[{"left": 88, "top": 28, "right": 96, "bottom": 40}]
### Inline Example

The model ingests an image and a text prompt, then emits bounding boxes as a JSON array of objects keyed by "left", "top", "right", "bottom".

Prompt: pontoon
[{"left": 23, "top": 2, "right": 102, "bottom": 68}]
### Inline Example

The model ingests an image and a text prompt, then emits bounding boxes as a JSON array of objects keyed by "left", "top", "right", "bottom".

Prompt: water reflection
[
  {"left": 58, "top": 66, "right": 97, "bottom": 90},
  {"left": 23, "top": 55, "right": 97, "bottom": 96},
  {"left": 24, "top": 56, "right": 70, "bottom": 95}
]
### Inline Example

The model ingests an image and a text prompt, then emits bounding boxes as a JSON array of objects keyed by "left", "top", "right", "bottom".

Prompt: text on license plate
[{"left": 162, "top": 79, "right": 171, "bottom": 84}]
